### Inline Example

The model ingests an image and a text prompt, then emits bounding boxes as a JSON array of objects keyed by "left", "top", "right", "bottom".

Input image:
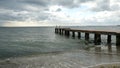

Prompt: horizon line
[{"left": 0, "top": 25, "right": 118, "bottom": 28}]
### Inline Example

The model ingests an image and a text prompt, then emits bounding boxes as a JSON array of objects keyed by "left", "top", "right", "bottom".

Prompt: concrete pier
[{"left": 55, "top": 27, "right": 120, "bottom": 46}]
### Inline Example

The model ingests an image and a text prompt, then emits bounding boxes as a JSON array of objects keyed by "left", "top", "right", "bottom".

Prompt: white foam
[
  {"left": 0, "top": 50, "right": 120, "bottom": 68},
  {"left": 87, "top": 62, "right": 120, "bottom": 68}
]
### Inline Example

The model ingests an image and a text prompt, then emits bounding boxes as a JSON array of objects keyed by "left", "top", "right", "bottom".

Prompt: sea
[{"left": 0, "top": 26, "right": 120, "bottom": 68}]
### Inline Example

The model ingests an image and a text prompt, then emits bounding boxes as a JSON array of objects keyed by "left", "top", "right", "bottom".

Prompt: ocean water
[{"left": 0, "top": 26, "right": 120, "bottom": 68}]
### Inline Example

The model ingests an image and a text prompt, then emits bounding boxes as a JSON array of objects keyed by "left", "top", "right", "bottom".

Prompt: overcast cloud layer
[{"left": 0, "top": 0, "right": 120, "bottom": 26}]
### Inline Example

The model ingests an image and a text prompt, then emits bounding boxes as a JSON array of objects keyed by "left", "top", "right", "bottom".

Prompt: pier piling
[
  {"left": 78, "top": 32, "right": 81, "bottom": 39},
  {"left": 85, "top": 33, "right": 89, "bottom": 41},
  {"left": 107, "top": 35, "right": 111, "bottom": 44},
  {"left": 72, "top": 31, "right": 75, "bottom": 38},
  {"left": 94, "top": 33, "right": 101, "bottom": 45},
  {"left": 116, "top": 34, "right": 120, "bottom": 46},
  {"left": 61, "top": 29, "right": 64, "bottom": 35},
  {"left": 66, "top": 30, "right": 70, "bottom": 36},
  {"left": 55, "top": 28, "right": 58, "bottom": 33},
  {"left": 59, "top": 29, "right": 61, "bottom": 34},
  {"left": 65, "top": 30, "right": 67, "bottom": 35}
]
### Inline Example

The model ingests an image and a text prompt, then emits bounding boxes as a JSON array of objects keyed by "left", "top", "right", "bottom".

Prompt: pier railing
[{"left": 55, "top": 27, "right": 120, "bottom": 45}]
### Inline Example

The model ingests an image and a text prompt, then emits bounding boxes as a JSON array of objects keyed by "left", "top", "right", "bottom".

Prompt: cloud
[
  {"left": 90, "top": 0, "right": 120, "bottom": 11},
  {"left": 0, "top": 0, "right": 25, "bottom": 11},
  {"left": 52, "top": 0, "right": 96, "bottom": 8},
  {"left": 92, "top": 0, "right": 110, "bottom": 11},
  {"left": 0, "top": 0, "right": 120, "bottom": 26},
  {"left": 0, "top": 10, "right": 26, "bottom": 21},
  {"left": 56, "top": 8, "right": 62, "bottom": 12},
  {"left": 20, "top": 0, "right": 49, "bottom": 7}
]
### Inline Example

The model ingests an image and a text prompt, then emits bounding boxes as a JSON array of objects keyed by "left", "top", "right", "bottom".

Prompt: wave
[
  {"left": 87, "top": 62, "right": 120, "bottom": 68},
  {"left": 0, "top": 50, "right": 120, "bottom": 68}
]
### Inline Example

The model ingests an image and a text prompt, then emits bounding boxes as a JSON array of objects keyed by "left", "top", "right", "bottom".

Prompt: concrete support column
[
  {"left": 57, "top": 28, "right": 60, "bottom": 34},
  {"left": 85, "top": 33, "right": 89, "bottom": 41},
  {"left": 116, "top": 34, "right": 120, "bottom": 53},
  {"left": 61, "top": 29, "right": 64, "bottom": 35},
  {"left": 59, "top": 29, "right": 61, "bottom": 34},
  {"left": 78, "top": 32, "right": 81, "bottom": 39},
  {"left": 107, "top": 35, "right": 111, "bottom": 44},
  {"left": 65, "top": 30, "right": 70, "bottom": 36},
  {"left": 65, "top": 30, "right": 67, "bottom": 35},
  {"left": 56, "top": 28, "right": 58, "bottom": 33},
  {"left": 72, "top": 31, "right": 75, "bottom": 37},
  {"left": 116, "top": 34, "right": 120, "bottom": 46},
  {"left": 94, "top": 33, "right": 101, "bottom": 45}
]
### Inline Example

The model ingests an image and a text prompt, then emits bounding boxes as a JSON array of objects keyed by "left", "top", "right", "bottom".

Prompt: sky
[{"left": 0, "top": 0, "right": 120, "bottom": 27}]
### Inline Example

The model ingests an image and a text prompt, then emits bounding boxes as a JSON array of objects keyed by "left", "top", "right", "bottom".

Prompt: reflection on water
[
  {"left": 95, "top": 46, "right": 101, "bottom": 52},
  {"left": 116, "top": 45, "right": 120, "bottom": 53},
  {"left": 108, "top": 44, "right": 112, "bottom": 53},
  {"left": 93, "top": 44, "right": 120, "bottom": 55}
]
